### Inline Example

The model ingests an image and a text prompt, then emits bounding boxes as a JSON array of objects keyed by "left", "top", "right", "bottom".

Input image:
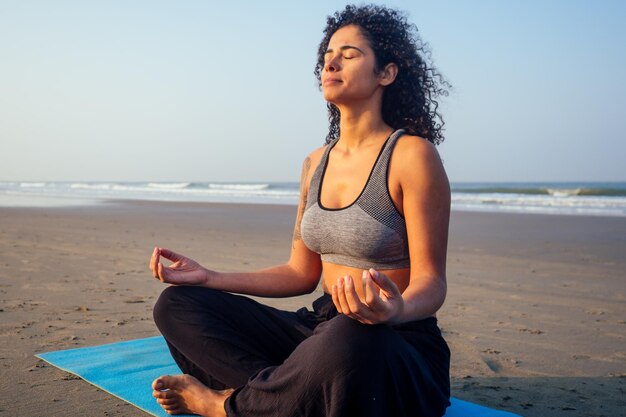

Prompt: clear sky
[{"left": 1, "top": 0, "right": 624, "bottom": 183}]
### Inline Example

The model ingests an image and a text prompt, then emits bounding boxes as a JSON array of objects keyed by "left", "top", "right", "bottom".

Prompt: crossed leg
[
  {"left": 152, "top": 286, "right": 450, "bottom": 417},
  {"left": 151, "top": 286, "right": 314, "bottom": 415}
]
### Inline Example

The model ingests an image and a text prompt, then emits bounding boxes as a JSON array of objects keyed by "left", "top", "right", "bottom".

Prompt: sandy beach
[{"left": 0, "top": 200, "right": 624, "bottom": 417}]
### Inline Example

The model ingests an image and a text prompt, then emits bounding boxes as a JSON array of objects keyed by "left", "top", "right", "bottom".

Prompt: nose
[{"left": 324, "top": 54, "right": 340, "bottom": 73}]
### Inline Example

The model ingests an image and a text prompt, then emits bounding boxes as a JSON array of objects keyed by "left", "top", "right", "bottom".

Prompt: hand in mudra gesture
[
  {"left": 149, "top": 247, "right": 209, "bottom": 286},
  {"left": 331, "top": 268, "right": 405, "bottom": 325}
]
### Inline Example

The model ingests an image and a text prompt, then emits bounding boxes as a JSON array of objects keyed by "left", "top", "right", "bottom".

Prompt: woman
[{"left": 149, "top": 4, "right": 452, "bottom": 417}]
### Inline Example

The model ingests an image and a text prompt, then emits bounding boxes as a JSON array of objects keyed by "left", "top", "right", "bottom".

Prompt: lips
[{"left": 323, "top": 78, "right": 342, "bottom": 85}]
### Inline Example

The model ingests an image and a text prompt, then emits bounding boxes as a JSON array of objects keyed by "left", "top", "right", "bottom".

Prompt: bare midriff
[{"left": 321, "top": 261, "right": 410, "bottom": 299}]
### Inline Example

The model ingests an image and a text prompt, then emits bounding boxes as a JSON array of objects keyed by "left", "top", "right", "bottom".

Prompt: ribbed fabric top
[{"left": 300, "top": 129, "right": 410, "bottom": 270}]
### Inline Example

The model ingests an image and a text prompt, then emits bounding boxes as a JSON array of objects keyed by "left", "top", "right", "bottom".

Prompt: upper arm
[
  {"left": 393, "top": 136, "right": 451, "bottom": 284},
  {"left": 288, "top": 148, "right": 324, "bottom": 286}
]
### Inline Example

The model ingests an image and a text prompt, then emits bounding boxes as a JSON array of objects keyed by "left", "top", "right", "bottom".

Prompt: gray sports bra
[{"left": 300, "top": 129, "right": 410, "bottom": 270}]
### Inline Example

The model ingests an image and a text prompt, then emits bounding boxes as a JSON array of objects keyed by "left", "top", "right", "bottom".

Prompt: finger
[
  {"left": 369, "top": 268, "right": 401, "bottom": 298},
  {"left": 346, "top": 275, "right": 376, "bottom": 324},
  {"left": 150, "top": 247, "right": 160, "bottom": 277},
  {"left": 364, "top": 271, "right": 386, "bottom": 310},
  {"left": 159, "top": 248, "right": 185, "bottom": 262},
  {"left": 361, "top": 270, "right": 369, "bottom": 300},
  {"left": 335, "top": 276, "right": 352, "bottom": 315},
  {"left": 331, "top": 284, "right": 343, "bottom": 314},
  {"left": 363, "top": 271, "right": 380, "bottom": 305},
  {"left": 344, "top": 275, "right": 369, "bottom": 317},
  {"left": 157, "top": 263, "right": 169, "bottom": 283}
]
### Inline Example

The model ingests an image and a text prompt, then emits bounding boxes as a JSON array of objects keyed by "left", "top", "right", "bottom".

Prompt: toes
[
  {"left": 152, "top": 374, "right": 211, "bottom": 416},
  {"left": 153, "top": 374, "right": 201, "bottom": 392},
  {"left": 152, "top": 376, "right": 165, "bottom": 391},
  {"left": 156, "top": 397, "right": 182, "bottom": 414},
  {"left": 157, "top": 397, "right": 178, "bottom": 406},
  {"left": 153, "top": 374, "right": 183, "bottom": 391},
  {"left": 153, "top": 389, "right": 175, "bottom": 399},
  {"left": 153, "top": 375, "right": 178, "bottom": 391}
]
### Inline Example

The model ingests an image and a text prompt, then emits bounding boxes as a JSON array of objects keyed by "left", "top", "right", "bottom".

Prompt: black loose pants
[{"left": 153, "top": 286, "right": 450, "bottom": 417}]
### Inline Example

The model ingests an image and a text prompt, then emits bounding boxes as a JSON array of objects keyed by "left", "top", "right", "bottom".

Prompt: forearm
[
  {"left": 397, "top": 276, "right": 447, "bottom": 322},
  {"left": 202, "top": 263, "right": 320, "bottom": 298}
]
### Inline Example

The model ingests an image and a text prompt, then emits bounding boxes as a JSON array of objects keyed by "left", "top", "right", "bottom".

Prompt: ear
[{"left": 379, "top": 62, "right": 398, "bottom": 87}]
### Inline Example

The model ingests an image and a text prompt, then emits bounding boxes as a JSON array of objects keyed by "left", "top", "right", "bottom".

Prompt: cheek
[
  {"left": 351, "top": 71, "right": 380, "bottom": 95},
  {"left": 350, "top": 63, "right": 380, "bottom": 86}
]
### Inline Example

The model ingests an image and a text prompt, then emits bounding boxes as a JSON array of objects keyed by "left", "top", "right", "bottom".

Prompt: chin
[
  {"left": 322, "top": 91, "right": 336, "bottom": 102},
  {"left": 322, "top": 92, "right": 346, "bottom": 106}
]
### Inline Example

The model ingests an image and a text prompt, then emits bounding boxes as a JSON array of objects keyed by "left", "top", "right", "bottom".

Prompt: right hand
[{"left": 149, "top": 247, "right": 210, "bottom": 286}]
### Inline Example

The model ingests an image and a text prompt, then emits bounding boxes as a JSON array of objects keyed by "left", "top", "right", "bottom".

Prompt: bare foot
[{"left": 152, "top": 374, "right": 233, "bottom": 416}]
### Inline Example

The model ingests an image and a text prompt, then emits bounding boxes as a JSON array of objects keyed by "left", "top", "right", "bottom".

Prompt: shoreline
[
  {"left": 3, "top": 192, "right": 626, "bottom": 219},
  {"left": 1, "top": 200, "right": 624, "bottom": 416},
  {"left": 3, "top": 179, "right": 626, "bottom": 217}
]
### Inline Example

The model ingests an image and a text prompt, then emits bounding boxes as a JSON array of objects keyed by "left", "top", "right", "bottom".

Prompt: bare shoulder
[
  {"left": 387, "top": 133, "right": 450, "bottom": 224},
  {"left": 299, "top": 144, "right": 327, "bottom": 192},
  {"left": 392, "top": 133, "right": 448, "bottom": 189},
  {"left": 304, "top": 145, "right": 327, "bottom": 169},
  {"left": 394, "top": 133, "right": 442, "bottom": 167}
]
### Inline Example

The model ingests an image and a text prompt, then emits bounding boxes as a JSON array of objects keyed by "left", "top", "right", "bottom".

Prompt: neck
[{"left": 336, "top": 102, "right": 391, "bottom": 151}]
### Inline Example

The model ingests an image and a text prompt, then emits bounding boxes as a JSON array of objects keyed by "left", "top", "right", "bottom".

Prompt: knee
[
  {"left": 314, "top": 315, "right": 394, "bottom": 370},
  {"left": 318, "top": 314, "right": 391, "bottom": 343},
  {"left": 153, "top": 286, "right": 231, "bottom": 329},
  {"left": 153, "top": 286, "right": 185, "bottom": 329},
  {"left": 152, "top": 286, "right": 206, "bottom": 328}
]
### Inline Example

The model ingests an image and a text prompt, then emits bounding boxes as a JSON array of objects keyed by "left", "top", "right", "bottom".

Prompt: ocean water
[
  {"left": 450, "top": 182, "right": 626, "bottom": 217},
  {"left": 1, "top": 181, "right": 625, "bottom": 217}
]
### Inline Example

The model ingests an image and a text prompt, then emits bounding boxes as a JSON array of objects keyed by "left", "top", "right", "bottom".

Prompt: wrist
[
  {"left": 202, "top": 268, "right": 218, "bottom": 288},
  {"left": 385, "top": 296, "right": 406, "bottom": 325}
]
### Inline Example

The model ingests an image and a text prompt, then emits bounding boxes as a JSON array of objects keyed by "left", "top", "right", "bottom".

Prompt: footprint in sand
[
  {"left": 123, "top": 297, "right": 145, "bottom": 304},
  {"left": 518, "top": 327, "right": 544, "bottom": 334},
  {"left": 481, "top": 357, "right": 502, "bottom": 373},
  {"left": 584, "top": 309, "right": 606, "bottom": 316}
]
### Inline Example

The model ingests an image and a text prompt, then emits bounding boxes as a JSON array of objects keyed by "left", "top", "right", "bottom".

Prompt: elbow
[
  {"left": 289, "top": 262, "right": 322, "bottom": 295},
  {"left": 292, "top": 275, "right": 320, "bottom": 296},
  {"left": 413, "top": 274, "right": 447, "bottom": 315},
  {"left": 303, "top": 281, "right": 320, "bottom": 294},
  {"left": 302, "top": 269, "right": 322, "bottom": 294},
  {"left": 432, "top": 276, "right": 447, "bottom": 312}
]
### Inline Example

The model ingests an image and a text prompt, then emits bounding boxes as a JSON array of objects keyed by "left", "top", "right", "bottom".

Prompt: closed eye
[{"left": 325, "top": 45, "right": 364, "bottom": 61}]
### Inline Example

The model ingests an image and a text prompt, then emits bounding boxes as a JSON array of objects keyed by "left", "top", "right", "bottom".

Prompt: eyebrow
[{"left": 325, "top": 45, "right": 365, "bottom": 54}]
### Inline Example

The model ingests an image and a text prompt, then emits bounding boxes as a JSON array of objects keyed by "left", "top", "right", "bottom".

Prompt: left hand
[
  {"left": 331, "top": 268, "right": 404, "bottom": 325},
  {"left": 149, "top": 247, "right": 210, "bottom": 286}
]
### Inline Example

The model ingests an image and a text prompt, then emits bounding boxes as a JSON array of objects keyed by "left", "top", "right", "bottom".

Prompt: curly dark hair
[{"left": 314, "top": 4, "right": 451, "bottom": 145}]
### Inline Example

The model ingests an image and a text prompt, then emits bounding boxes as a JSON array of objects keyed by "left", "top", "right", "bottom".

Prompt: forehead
[{"left": 327, "top": 25, "right": 369, "bottom": 48}]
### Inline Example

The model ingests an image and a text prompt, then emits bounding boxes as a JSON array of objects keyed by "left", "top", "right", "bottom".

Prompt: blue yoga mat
[{"left": 36, "top": 336, "right": 521, "bottom": 417}]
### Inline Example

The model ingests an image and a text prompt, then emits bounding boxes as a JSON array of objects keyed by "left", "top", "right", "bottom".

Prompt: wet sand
[{"left": 0, "top": 200, "right": 624, "bottom": 416}]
